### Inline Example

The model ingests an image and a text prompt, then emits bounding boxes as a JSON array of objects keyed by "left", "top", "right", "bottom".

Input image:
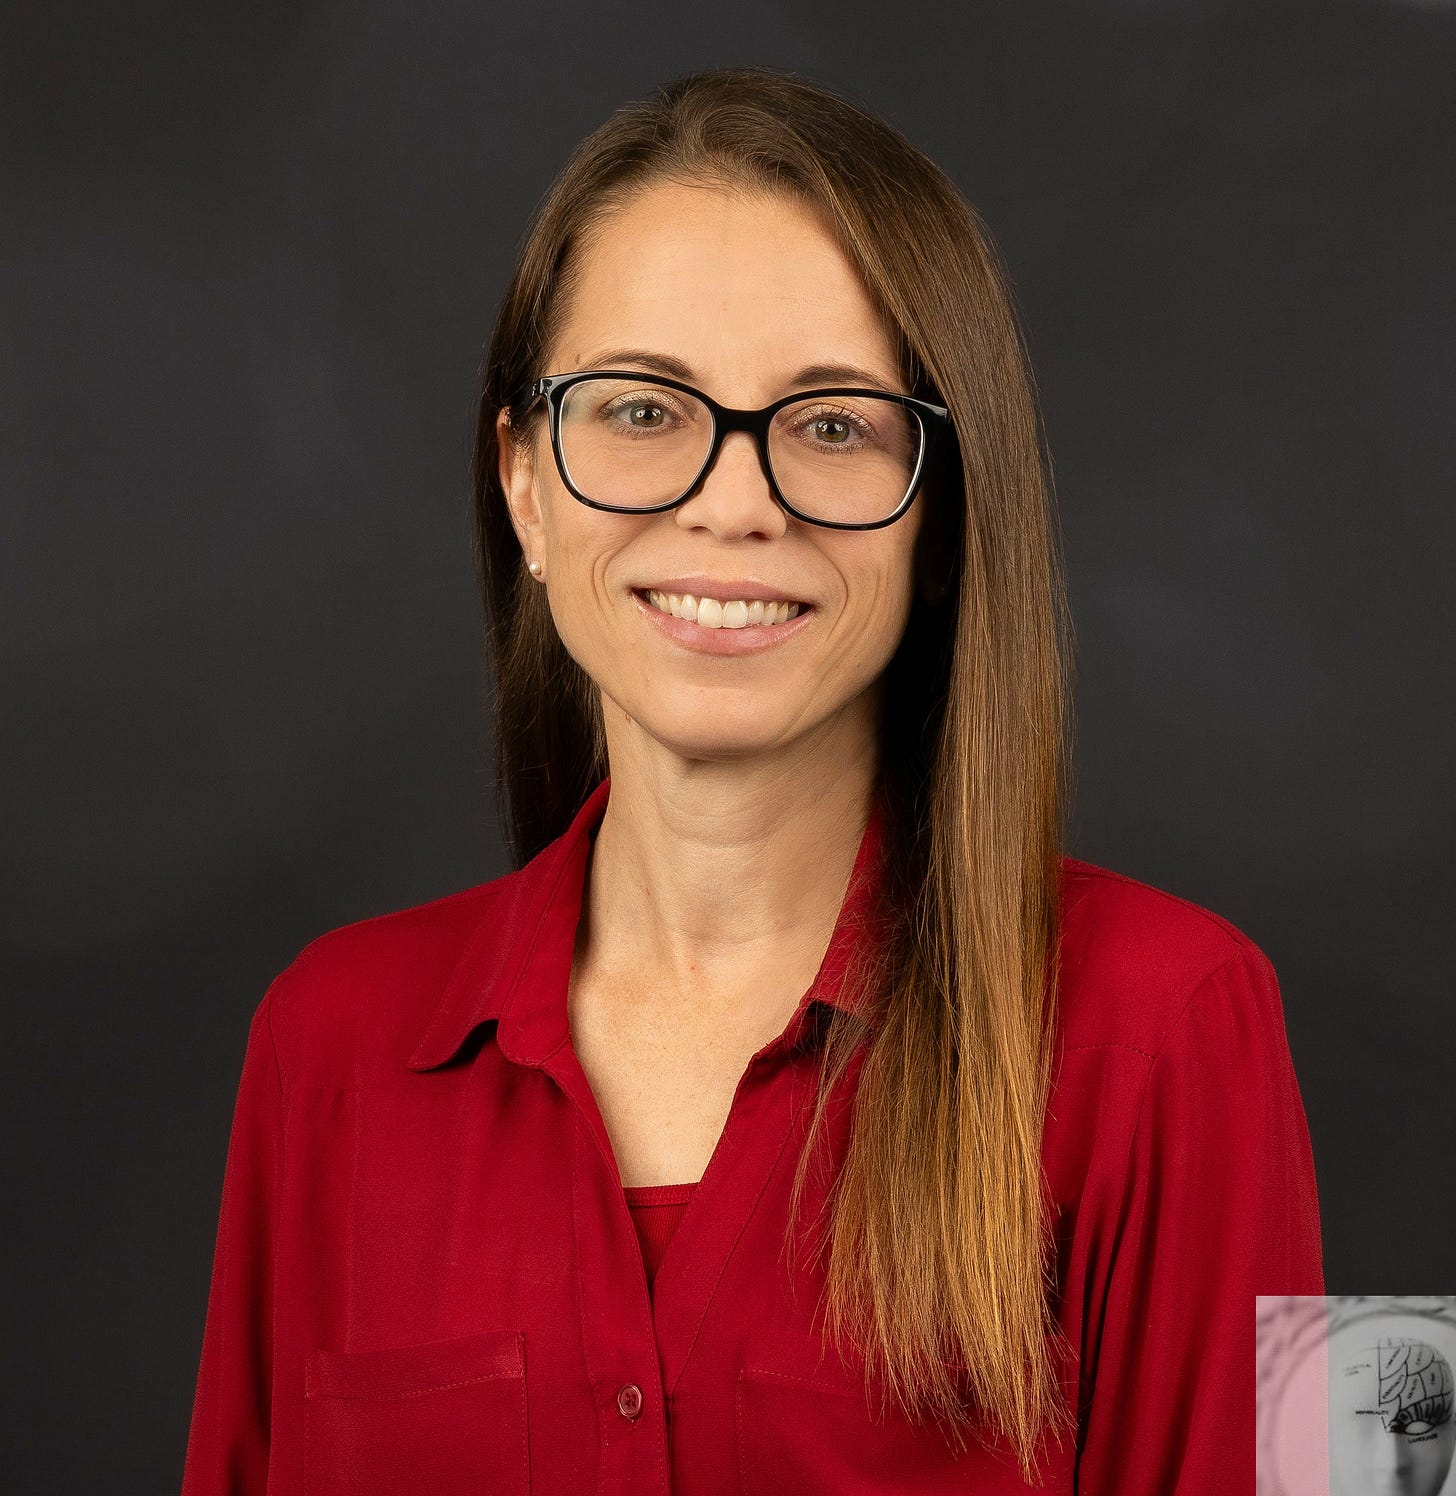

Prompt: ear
[{"left": 496, "top": 407, "right": 545, "bottom": 559}]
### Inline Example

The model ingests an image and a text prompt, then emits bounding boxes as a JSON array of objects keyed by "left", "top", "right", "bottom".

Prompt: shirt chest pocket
[{"left": 305, "top": 1329, "right": 529, "bottom": 1495}]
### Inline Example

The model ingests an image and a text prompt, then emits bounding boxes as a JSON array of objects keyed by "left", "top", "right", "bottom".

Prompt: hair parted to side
[{"left": 471, "top": 65, "right": 1078, "bottom": 1481}]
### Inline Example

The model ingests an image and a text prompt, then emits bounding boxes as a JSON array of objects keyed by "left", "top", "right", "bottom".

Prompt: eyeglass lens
[{"left": 556, "top": 376, "right": 922, "bottom": 524}]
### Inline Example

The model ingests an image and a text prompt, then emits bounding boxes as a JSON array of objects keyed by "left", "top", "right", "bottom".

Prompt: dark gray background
[{"left": 3, "top": 0, "right": 1452, "bottom": 1488}]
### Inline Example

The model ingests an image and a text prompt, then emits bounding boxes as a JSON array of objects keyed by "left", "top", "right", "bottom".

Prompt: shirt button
[{"left": 616, "top": 1382, "right": 644, "bottom": 1420}]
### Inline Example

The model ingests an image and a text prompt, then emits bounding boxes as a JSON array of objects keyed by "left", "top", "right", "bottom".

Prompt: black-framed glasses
[{"left": 522, "top": 369, "right": 953, "bottom": 531}]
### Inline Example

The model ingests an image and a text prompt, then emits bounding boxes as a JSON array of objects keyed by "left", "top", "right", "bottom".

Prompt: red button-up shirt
[{"left": 181, "top": 775, "right": 1323, "bottom": 1494}]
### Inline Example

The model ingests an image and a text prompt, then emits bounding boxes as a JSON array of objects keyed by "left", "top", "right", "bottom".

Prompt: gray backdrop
[{"left": 3, "top": 1, "right": 1452, "bottom": 1489}]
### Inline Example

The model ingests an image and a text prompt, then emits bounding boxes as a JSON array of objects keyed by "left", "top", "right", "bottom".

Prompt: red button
[{"left": 616, "top": 1382, "right": 643, "bottom": 1419}]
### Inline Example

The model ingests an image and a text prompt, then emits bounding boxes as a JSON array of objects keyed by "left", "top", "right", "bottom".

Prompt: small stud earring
[{"left": 528, "top": 560, "right": 542, "bottom": 575}]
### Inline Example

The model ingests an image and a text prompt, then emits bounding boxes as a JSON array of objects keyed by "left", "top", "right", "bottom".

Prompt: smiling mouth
[{"left": 633, "top": 588, "right": 811, "bottom": 630}]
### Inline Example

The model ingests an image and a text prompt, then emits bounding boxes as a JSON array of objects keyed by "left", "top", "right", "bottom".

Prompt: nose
[
  {"left": 1367, "top": 1438, "right": 1408, "bottom": 1479},
  {"left": 673, "top": 429, "right": 787, "bottom": 538}
]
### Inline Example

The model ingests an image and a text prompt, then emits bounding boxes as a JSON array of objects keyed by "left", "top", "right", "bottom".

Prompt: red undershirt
[{"left": 622, "top": 1182, "right": 697, "bottom": 1286}]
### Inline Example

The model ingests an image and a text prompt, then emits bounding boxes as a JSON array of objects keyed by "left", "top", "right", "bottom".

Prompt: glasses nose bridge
[{"left": 692, "top": 399, "right": 779, "bottom": 500}]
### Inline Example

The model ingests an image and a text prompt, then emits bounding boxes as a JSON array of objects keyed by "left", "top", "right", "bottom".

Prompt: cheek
[
  {"left": 536, "top": 506, "right": 640, "bottom": 670},
  {"left": 821, "top": 529, "right": 919, "bottom": 612},
  {"left": 822, "top": 570, "right": 917, "bottom": 695},
  {"left": 868, "top": 538, "right": 921, "bottom": 624},
  {"left": 539, "top": 488, "right": 614, "bottom": 592}
]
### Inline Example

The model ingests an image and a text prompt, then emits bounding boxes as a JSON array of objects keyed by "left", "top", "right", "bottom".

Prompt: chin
[{"left": 654, "top": 733, "right": 789, "bottom": 764}]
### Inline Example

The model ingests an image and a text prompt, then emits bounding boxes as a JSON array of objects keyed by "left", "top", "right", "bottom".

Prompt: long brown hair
[{"left": 472, "top": 66, "right": 1077, "bottom": 1480}]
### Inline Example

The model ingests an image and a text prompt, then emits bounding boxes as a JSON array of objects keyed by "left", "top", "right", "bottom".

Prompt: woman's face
[{"left": 498, "top": 178, "right": 931, "bottom": 769}]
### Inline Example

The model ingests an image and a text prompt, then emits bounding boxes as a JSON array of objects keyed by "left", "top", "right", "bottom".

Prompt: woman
[{"left": 181, "top": 66, "right": 1323, "bottom": 1493}]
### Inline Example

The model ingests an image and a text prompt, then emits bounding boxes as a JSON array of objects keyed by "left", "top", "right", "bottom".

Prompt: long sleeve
[
  {"left": 181, "top": 985, "right": 286, "bottom": 1495},
  {"left": 1074, "top": 946, "right": 1325, "bottom": 1493}
]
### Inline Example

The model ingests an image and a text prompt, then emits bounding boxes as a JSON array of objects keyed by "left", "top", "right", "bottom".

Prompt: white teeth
[{"left": 644, "top": 590, "right": 804, "bottom": 629}]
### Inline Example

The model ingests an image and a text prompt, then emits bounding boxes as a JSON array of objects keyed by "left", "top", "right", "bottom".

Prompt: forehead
[{"left": 552, "top": 179, "right": 904, "bottom": 400}]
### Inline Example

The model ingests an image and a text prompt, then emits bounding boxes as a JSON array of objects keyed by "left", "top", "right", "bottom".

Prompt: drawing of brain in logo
[{"left": 1331, "top": 1338, "right": 1455, "bottom": 1496}]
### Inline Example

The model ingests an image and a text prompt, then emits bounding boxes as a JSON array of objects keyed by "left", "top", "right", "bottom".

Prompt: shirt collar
[{"left": 407, "top": 775, "right": 892, "bottom": 1072}]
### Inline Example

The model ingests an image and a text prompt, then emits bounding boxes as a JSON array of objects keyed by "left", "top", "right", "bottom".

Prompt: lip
[
  {"left": 634, "top": 574, "right": 810, "bottom": 606},
  {"left": 629, "top": 588, "right": 815, "bottom": 656}
]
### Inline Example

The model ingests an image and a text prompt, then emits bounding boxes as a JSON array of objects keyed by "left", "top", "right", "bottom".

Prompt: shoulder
[
  {"left": 1054, "top": 854, "right": 1282, "bottom": 1063},
  {"left": 259, "top": 870, "right": 518, "bottom": 1087}
]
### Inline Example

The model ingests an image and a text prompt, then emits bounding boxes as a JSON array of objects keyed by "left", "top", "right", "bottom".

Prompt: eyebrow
[{"left": 577, "top": 347, "right": 904, "bottom": 396}]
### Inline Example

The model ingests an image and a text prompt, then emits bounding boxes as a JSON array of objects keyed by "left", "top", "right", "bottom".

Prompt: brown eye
[{"left": 599, "top": 392, "right": 685, "bottom": 433}]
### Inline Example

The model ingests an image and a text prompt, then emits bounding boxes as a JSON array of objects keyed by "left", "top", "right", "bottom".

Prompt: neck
[{"left": 574, "top": 701, "right": 881, "bottom": 1032}]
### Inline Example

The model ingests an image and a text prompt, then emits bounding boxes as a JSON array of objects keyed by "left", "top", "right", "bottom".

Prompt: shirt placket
[
  {"left": 538, "top": 1014, "right": 816, "bottom": 1494},
  {"left": 521, "top": 1037, "right": 662, "bottom": 1493}
]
